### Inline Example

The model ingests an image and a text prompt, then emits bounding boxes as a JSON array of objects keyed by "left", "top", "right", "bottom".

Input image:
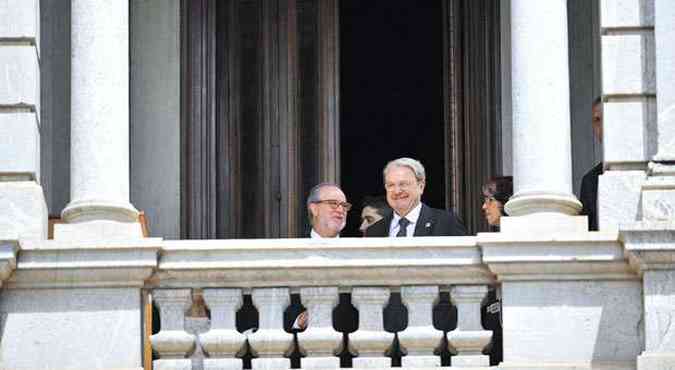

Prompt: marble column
[
  {"left": 505, "top": 0, "right": 582, "bottom": 229},
  {"left": 61, "top": 0, "right": 139, "bottom": 225}
]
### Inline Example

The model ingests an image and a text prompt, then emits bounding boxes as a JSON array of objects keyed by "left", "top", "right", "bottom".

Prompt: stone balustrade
[
  {"left": 2, "top": 233, "right": 675, "bottom": 369},
  {"left": 150, "top": 236, "right": 494, "bottom": 369}
]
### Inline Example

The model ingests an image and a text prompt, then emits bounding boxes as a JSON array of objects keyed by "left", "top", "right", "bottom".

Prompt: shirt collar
[
  {"left": 311, "top": 228, "right": 339, "bottom": 239},
  {"left": 392, "top": 202, "right": 422, "bottom": 225}
]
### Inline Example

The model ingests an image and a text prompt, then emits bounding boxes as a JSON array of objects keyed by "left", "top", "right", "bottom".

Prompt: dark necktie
[{"left": 396, "top": 217, "right": 410, "bottom": 237}]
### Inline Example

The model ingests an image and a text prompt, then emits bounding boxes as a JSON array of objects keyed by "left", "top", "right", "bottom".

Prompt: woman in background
[
  {"left": 481, "top": 176, "right": 513, "bottom": 230},
  {"left": 479, "top": 175, "right": 512, "bottom": 366}
]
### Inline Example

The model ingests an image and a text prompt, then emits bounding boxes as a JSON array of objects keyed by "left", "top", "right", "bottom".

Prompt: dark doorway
[{"left": 339, "top": 0, "right": 445, "bottom": 236}]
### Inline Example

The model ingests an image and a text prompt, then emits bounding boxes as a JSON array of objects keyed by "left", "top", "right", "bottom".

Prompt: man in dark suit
[
  {"left": 579, "top": 97, "right": 603, "bottom": 231},
  {"left": 365, "top": 157, "right": 467, "bottom": 237}
]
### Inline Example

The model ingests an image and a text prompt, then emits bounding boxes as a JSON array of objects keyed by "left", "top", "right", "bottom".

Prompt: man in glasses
[
  {"left": 365, "top": 157, "right": 466, "bottom": 237},
  {"left": 289, "top": 183, "right": 351, "bottom": 332},
  {"left": 306, "top": 182, "right": 351, "bottom": 238}
]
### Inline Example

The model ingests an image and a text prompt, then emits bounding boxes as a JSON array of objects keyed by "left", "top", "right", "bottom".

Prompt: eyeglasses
[
  {"left": 384, "top": 180, "right": 418, "bottom": 191},
  {"left": 313, "top": 199, "right": 352, "bottom": 211}
]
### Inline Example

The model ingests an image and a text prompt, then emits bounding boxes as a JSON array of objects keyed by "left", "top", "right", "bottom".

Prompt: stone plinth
[
  {"left": 623, "top": 221, "right": 675, "bottom": 370},
  {"left": 0, "top": 238, "right": 160, "bottom": 368},
  {"left": 480, "top": 232, "right": 642, "bottom": 368},
  {"left": 0, "top": 181, "right": 47, "bottom": 240}
]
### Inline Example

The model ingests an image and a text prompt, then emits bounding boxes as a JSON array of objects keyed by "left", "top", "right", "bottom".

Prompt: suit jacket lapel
[{"left": 413, "top": 203, "right": 433, "bottom": 236}]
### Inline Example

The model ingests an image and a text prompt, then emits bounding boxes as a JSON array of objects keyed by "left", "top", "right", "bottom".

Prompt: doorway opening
[{"left": 339, "top": 0, "right": 445, "bottom": 236}]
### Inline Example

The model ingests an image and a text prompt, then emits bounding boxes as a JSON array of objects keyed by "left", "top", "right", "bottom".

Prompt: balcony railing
[
  {"left": 149, "top": 237, "right": 496, "bottom": 369},
  {"left": 2, "top": 228, "right": 670, "bottom": 370}
]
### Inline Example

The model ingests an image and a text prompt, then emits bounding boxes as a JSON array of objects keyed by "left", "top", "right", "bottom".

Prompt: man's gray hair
[
  {"left": 383, "top": 157, "right": 426, "bottom": 182},
  {"left": 306, "top": 182, "right": 341, "bottom": 225}
]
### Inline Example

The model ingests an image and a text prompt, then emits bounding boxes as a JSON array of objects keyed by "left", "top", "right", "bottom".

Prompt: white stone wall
[
  {"left": 130, "top": 0, "right": 181, "bottom": 239},
  {"left": 599, "top": 0, "right": 656, "bottom": 230},
  {"left": 0, "top": 288, "right": 143, "bottom": 369},
  {"left": 0, "top": 0, "right": 47, "bottom": 240}
]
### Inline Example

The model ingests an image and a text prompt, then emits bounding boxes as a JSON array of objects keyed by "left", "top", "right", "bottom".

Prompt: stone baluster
[
  {"left": 348, "top": 287, "right": 395, "bottom": 368},
  {"left": 447, "top": 286, "right": 492, "bottom": 367},
  {"left": 296, "top": 287, "right": 342, "bottom": 368},
  {"left": 151, "top": 289, "right": 197, "bottom": 370},
  {"left": 398, "top": 286, "right": 443, "bottom": 367},
  {"left": 199, "top": 289, "right": 247, "bottom": 370},
  {"left": 247, "top": 288, "right": 294, "bottom": 369}
]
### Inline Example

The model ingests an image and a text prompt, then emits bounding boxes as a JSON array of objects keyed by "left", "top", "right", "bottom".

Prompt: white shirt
[
  {"left": 310, "top": 229, "right": 339, "bottom": 239},
  {"left": 388, "top": 203, "right": 422, "bottom": 237}
]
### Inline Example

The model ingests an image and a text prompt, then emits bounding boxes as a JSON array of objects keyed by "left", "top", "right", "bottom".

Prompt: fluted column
[
  {"left": 199, "top": 289, "right": 247, "bottom": 370},
  {"left": 62, "top": 0, "right": 139, "bottom": 224},
  {"left": 505, "top": 0, "right": 582, "bottom": 227}
]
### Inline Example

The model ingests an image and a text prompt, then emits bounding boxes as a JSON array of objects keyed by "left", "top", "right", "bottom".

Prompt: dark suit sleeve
[
  {"left": 579, "top": 163, "right": 602, "bottom": 231},
  {"left": 364, "top": 217, "right": 389, "bottom": 237},
  {"left": 435, "top": 208, "right": 467, "bottom": 236},
  {"left": 447, "top": 211, "right": 468, "bottom": 236}
]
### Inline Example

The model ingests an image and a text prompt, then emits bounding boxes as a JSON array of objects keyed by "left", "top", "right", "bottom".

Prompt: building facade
[{"left": 1, "top": 0, "right": 674, "bottom": 369}]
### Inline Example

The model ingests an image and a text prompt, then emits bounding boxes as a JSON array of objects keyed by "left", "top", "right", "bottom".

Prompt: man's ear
[
  {"left": 419, "top": 180, "right": 426, "bottom": 193},
  {"left": 309, "top": 203, "right": 319, "bottom": 218}
]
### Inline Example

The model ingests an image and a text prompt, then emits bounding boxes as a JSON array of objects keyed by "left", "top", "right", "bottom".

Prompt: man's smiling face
[{"left": 384, "top": 165, "right": 424, "bottom": 217}]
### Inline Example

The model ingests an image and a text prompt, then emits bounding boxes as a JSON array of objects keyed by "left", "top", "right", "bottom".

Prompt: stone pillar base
[
  {"left": 501, "top": 214, "right": 588, "bottom": 234},
  {"left": 203, "top": 358, "right": 243, "bottom": 370},
  {"left": 638, "top": 353, "right": 675, "bottom": 370},
  {"left": 505, "top": 191, "right": 582, "bottom": 217},
  {"left": 61, "top": 199, "right": 139, "bottom": 223},
  {"left": 352, "top": 357, "right": 390, "bottom": 368},
  {"left": 0, "top": 288, "right": 146, "bottom": 369},
  {"left": 53, "top": 219, "right": 144, "bottom": 241},
  {"left": 251, "top": 357, "right": 289, "bottom": 370},
  {"left": 402, "top": 355, "right": 440, "bottom": 367},
  {"left": 301, "top": 356, "right": 340, "bottom": 368},
  {"left": 500, "top": 361, "right": 634, "bottom": 370},
  {"left": 153, "top": 359, "right": 192, "bottom": 370},
  {"left": 452, "top": 354, "right": 490, "bottom": 367}
]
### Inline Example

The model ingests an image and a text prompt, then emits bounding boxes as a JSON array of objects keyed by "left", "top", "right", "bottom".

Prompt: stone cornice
[
  {"left": 8, "top": 238, "right": 162, "bottom": 288},
  {"left": 152, "top": 236, "right": 495, "bottom": 288},
  {"left": 479, "top": 231, "right": 638, "bottom": 281},
  {"left": 621, "top": 221, "right": 675, "bottom": 274}
]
